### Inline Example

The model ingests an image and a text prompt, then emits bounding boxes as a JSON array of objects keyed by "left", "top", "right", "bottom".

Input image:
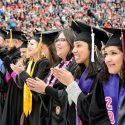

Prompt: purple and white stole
[
  {"left": 46, "top": 57, "right": 74, "bottom": 86},
  {"left": 103, "top": 74, "right": 125, "bottom": 125}
]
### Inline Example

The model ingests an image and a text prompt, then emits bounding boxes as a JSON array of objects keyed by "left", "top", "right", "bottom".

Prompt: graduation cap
[
  {"left": 102, "top": 28, "right": 125, "bottom": 47},
  {"left": 103, "top": 28, "right": 125, "bottom": 60},
  {"left": 0, "top": 29, "right": 7, "bottom": 40},
  {"left": 71, "top": 21, "right": 108, "bottom": 49},
  {"left": 6, "top": 30, "right": 28, "bottom": 48},
  {"left": 33, "top": 29, "right": 60, "bottom": 46},
  {"left": 71, "top": 20, "right": 109, "bottom": 62}
]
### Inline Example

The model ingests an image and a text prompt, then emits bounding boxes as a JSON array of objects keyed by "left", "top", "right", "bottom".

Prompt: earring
[{"left": 41, "top": 52, "right": 46, "bottom": 57}]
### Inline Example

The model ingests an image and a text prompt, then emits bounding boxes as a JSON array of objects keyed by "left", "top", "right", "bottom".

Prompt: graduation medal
[{"left": 55, "top": 106, "right": 61, "bottom": 115}]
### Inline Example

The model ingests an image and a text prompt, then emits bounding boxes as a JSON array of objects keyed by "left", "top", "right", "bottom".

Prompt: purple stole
[
  {"left": 103, "top": 74, "right": 125, "bottom": 125},
  {"left": 78, "top": 68, "right": 94, "bottom": 94},
  {"left": 76, "top": 68, "right": 94, "bottom": 125}
]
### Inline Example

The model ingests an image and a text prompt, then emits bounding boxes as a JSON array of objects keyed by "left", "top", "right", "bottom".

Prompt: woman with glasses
[{"left": 26, "top": 28, "right": 78, "bottom": 125}]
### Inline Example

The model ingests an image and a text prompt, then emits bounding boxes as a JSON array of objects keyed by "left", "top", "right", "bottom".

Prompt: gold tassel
[{"left": 23, "top": 59, "right": 36, "bottom": 117}]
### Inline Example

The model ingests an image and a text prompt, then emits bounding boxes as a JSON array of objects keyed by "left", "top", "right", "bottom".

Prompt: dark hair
[
  {"left": 87, "top": 46, "right": 103, "bottom": 77},
  {"left": 57, "top": 28, "right": 76, "bottom": 61},
  {"left": 74, "top": 64, "right": 86, "bottom": 79},
  {"left": 47, "top": 43, "right": 59, "bottom": 67},
  {"left": 98, "top": 47, "right": 125, "bottom": 87}
]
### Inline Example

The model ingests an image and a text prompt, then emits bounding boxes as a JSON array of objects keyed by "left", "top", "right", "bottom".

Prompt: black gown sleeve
[
  {"left": 77, "top": 92, "right": 93, "bottom": 125},
  {"left": 45, "top": 86, "right": 58, "bottom": 99},
  {"left": 45, "top": 86, "right": 69, "bottom": 104},
  {"left": 118, "top": 94, "right": 125, "bottom": 125}
]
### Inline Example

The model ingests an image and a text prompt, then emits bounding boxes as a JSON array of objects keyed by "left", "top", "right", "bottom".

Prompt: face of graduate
[
  {"left": 104, "top": 46, "right": 124, "bottom": 74},
  {"left": 72, "top": 41, "right": 90, "bottom": 66},
  {"left": 4, "top": 39, "right": 11, "bottom": 50},
  {"left": 4, "top": 39, "right": 19, "bottom": 50},
  {"left": 28, "top": 39, "right": 39, "bottom": 57},
  {"left": 55, "top": 32, "right": 70, "bottom": 61},
  {"left": 20, "top": 48, "right": 28, "bottom": 59}
]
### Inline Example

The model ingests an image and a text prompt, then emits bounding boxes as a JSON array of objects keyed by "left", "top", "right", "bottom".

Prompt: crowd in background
[
  {"left": 0, "top": 0, "right": 125, "bottom": 38},
  {"left": 1, "top": 1, "right": 125, "bottom": 125}
]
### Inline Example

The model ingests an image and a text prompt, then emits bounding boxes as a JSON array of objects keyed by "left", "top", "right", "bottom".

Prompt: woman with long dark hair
[{"left": 26, "top": 28, "right": 78, "bottom": 125}]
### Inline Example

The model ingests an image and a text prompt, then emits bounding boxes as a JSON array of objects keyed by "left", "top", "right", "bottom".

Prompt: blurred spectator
[{"left": 0, "top": 0, "right": 124, "bottom": 38}]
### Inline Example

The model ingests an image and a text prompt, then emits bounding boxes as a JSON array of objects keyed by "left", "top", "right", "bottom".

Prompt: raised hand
[
  {"left": 26, "top": 77, "right": 47, "bottom": 94},
  {"left": 10, "top": 63, "right": 25, "bottom": 74},
  {"left": 51, "top": 67, "right": 74, "bottom": 86}
]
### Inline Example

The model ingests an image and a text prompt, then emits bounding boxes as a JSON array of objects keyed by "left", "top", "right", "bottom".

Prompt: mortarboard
[
  {"left": 103, "top": 28, "right": 125, "bottom": 60},
  {"left": 102, "top": 28, "right": 125, "bottom": 48},
  {"left": 6, "top": 30, "right": 28, "bottom": 48},
  {"left": 71, "top": 20, "right": 109, "bottom": 50},
  {"left": 33, "top": 29, "right": 60, "bottom": 46}
]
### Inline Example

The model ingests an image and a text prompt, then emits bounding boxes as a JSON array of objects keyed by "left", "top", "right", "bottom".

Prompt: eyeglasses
[{"left": 55, "top": 38, "right": 67, "bottom": 43}]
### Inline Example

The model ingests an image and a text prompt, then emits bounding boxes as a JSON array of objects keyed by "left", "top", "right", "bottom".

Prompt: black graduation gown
[
  {"left": 0, "top": 47, "right": 21, "bottom": 125},
  {"left": 44, "top": 60, "right": 78, "bottom": 125},
  {"left": 0, "top": 71, "right": 5, "bottom": 121},
  {"left": 1, "top": 57, "right": 49, "bottom": 125},
  {"left": 77, "top": 74, "right": 111, "bottom": 125},
  {"left": 118, "top": 93, "right": 125, "bottom": 125},
  {"left": 18, "top": 58, "right": 50, "bottom": 125},
  {"left": 117, "top": 79, "right": 125, "bottom": 125}
]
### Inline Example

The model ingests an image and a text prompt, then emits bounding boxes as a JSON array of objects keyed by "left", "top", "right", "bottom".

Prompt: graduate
[
  {"left": 50, "top": 20, "right": 109, "bottom": 125},
  {"left": 101, "top": 28, "right": 125, "bottom": 125},
  {"left": 11, "top": 30, "right": 59, "bottom": 125},
  {"left": 92, "top": 28, "right": 125, "bottom": 125},
  {"left": 0, "top": 30, "right": 29, "bottom": 125},
  {"left": 26, "top": 28, "right": 78, "bottom": 125},
  {"left": 3, "top": 30, "right": 28, "bottom": 67}
]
